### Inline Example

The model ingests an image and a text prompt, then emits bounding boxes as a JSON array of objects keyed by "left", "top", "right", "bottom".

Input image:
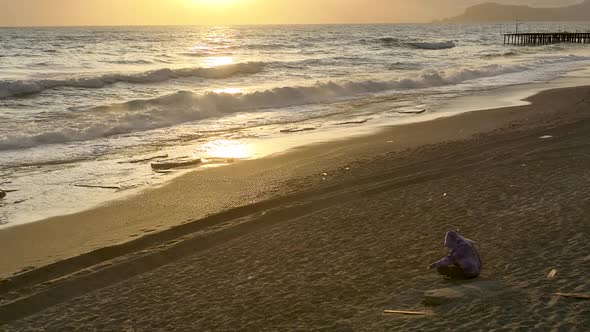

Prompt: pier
[{"left": 504, "top": 32, "right": 590, "bottom": 46}]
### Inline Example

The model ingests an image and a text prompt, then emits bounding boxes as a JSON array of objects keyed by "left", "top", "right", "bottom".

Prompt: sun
[{"left": 190, "top": 0, "right": 238, "bottom": 6}]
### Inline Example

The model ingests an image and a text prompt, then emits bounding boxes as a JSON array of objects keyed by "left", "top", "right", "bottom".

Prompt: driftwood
[
  {"left": 335, "top": 119, "right": 370, "bottom": 125},
  {"left": 74, "top": 184, "right": 122, "bottom": 190},
  {"left": 280, "top": 128, "right": 317, "bottom": 134},
  {"left": 118, "top": 154, "right": 169, "bottom": 164},
  {"left": 383, "top": 310, "right": 431, "bottom": 316},
  {"left": 547, "top": 269, "right": 558, "bottom": 279},
  {"left": 554, "top": 293, "right": 590, "bottom": 300},
  {"left": 151, "top": 158, "right": 203, "bottom": 170},
  {"left": 398, "top": 109, "right": 426, "bottom": 115}
]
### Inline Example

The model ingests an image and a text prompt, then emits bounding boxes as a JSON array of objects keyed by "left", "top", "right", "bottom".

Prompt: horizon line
[
  {"left": 1, "top": 20, "right": 585, "bottom": 29},
  {"left": 0, "top": 22, "right": 433, "bottom": 29}
]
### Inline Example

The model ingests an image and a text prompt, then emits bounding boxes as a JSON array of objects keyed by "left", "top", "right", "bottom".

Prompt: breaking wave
[
  {"left": 483, "top": 51, "right": 519, "bottom": 58},
  {"left": 0, "top": 63, "right": 529, "bottom": 150},
  {"left": 0, "top": 62, "right": 265, "bottom": 98}
]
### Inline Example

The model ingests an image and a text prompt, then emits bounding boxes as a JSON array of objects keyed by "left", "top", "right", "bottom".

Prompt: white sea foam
[
  {"left": 0, "top": 63, "right": 536, "bottom": 150},
  {"left": 4, "top": 52, "right": 590, "bottom": 152},
  {"left": 0, "top": 62, "right": 265, "bottom": 98}
]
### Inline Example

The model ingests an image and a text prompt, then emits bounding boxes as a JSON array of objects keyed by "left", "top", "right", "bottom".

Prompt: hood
[{"left": 444, "top": 230, "right": 474, "bottom": 249}]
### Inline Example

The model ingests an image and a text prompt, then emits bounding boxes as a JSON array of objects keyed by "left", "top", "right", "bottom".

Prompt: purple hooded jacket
[{"left": 431, "top": 231, "right": 482, "bottom": 277}]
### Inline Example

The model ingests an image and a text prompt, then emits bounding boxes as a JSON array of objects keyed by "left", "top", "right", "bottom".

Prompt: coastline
[
  {"left": 1, "top": 83, "right": 589, "bottom": 281},
  {"left": 4, "top": 64, "right": 590, "bottom": 228},
  {"left": 1, "top": 83, "right": 589, "bottom": 328}
]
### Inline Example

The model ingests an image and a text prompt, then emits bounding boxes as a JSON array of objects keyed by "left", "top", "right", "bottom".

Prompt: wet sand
[{"left": 1, "top": 86, "right": 590, "bottom": 330}]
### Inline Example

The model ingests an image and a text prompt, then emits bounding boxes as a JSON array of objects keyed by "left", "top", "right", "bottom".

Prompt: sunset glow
[
  {"left": 1, "top": 0, "right": 587, "bottom": 329},
  {"left": 2, "top": 0, "right": 579, "bottom": 27},
  {"left": 190, "top": 0, "right": 239, "bottom": 6}
]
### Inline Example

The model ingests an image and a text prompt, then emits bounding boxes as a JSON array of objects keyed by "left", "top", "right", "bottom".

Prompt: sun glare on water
[
  {"left": 213, "top": 87, "right": 243, "bottom": 94},
  {"left": 204, "top": 56, "right": 234, "bottom": 67},
  {"left": 204, "top": 140, "right": 251, "bottom": 159}
]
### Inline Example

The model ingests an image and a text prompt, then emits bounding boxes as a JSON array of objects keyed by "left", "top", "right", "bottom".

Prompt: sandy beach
[{"left": 1, "top": 85, "right": 590, "bottom": 330}]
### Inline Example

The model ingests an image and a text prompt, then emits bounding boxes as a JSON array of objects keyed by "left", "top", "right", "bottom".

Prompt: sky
[{"left": 0, "top": 0, "right": 583, "bottom": 26}]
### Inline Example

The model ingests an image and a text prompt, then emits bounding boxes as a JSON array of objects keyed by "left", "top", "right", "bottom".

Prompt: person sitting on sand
[{"left": 429, "top": 230, "right": 481, "bottom": 279}]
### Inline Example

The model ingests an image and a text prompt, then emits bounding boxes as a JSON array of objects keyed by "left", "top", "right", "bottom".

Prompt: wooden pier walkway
[{"left": 504, "top": 32, "right": 590, "bottom": 46}]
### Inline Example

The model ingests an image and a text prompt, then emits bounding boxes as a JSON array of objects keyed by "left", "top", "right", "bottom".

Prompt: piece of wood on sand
[
  {"left": 74, "top": 184, "right": 122, "bottom": 190},
  {"left": 397, "top": 109, "right": 426, "bottom": 115},
  {"left": 334, "top": 119, "right": 371, "bottom": 126},
  {"left": 383, "top": 310, "right": 431, "bottom": 316},
  {"left": 553, "top": 293, "right": 590, "bottom": 300},
  {"left": 151, "top": 158, "right": 203, "bottom": 171},
  {"left": 280, "top": 127, "right": 317, "bottom": 134}
]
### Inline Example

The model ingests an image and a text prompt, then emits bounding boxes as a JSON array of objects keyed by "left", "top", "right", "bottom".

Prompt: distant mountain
[{"left": 442, "top": 0, "right": 590, "bottom": 23}]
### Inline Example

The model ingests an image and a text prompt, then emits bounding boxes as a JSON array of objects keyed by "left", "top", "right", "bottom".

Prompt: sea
[{"left": 1, "top": 23, "right": 590, "bottom": 226}]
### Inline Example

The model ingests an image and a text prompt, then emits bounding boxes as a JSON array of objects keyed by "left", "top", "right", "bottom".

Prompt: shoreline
[
  {"left": 3, "top": 64, "right": 590, "bottom": 227},
  {"left": 1, "top": 83, "right": 589, "bottom": 280},
  {"left": 1, "top": 83, "right": 590, "bottom": 328}
]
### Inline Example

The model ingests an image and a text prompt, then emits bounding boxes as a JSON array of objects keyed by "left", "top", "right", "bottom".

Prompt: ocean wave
[
  {"left": 536, "top": 54, "right": 590, "bottom": 64},
  {"left": 483, "top": 51, "right": 518, "bottom": 58},
  {"left": 372, "top": 37, "right": 399, "bottom": 45},
  {"left": 246, "top": 43, "right": 299, "bottom": 50},
  {"left": 388, "top": 62, "right": 423, "bottom": 70},
  {"left": 371, "top": 38, "right": 456, "bottom": 50},
  {"left": 101, "top": 59, "right": 154, "bottom": 65},
  {"left": 0, "top": 62, "right": 265, "bottom": 98},
  {"left": 179, "top": 51, "right": 233, "bottom": 57},
  {"left": 31, "top": 62, "right": 52, "bottom": 67},
  {"left": 408, "top": 41, "right": 456, "bottom": 50},
  {"left": 0, "top": 63, "right": 531, "bottom": 150}
]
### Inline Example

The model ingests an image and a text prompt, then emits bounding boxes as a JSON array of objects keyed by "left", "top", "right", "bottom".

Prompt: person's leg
[{"left": 437, "top": 265, "right": 468, "bottom": 279}]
